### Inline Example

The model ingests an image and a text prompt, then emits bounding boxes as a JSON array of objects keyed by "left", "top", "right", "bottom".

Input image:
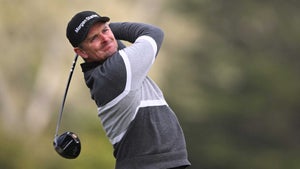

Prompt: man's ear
[{"left": 74, "top": 47, "right": 88, "bottom": 59}]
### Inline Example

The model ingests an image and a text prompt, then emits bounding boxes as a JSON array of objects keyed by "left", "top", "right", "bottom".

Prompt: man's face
[{"left": 75, "top": 22, "right": 118, "bottom": 62}]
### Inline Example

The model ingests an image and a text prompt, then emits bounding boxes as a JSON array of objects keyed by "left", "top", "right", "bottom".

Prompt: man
[{"left": 66, "top": 11, "right": 191, "bottom": 169}]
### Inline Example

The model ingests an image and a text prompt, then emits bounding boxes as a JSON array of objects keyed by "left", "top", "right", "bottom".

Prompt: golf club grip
[{"left": 55, "top": 54, "right": 79, "bottom": 137}]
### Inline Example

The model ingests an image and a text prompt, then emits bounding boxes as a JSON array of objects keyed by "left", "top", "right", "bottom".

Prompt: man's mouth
[{"left": 102, "top": 41, "right": 112, "bottom": 51}]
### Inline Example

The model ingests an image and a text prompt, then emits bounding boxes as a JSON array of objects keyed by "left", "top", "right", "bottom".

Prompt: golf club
[{"left": 53, "top": 54, "right": 81, "bottom": 159}]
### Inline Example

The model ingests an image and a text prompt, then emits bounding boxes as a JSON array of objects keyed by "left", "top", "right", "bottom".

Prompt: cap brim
[{"left": 80, "top": 16, "right": 110, "bottom": 44}]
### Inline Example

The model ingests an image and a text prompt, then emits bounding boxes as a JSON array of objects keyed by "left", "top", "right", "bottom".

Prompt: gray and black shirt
[{"left": 80, "top": 22, "right": 191, "bottom": 169}]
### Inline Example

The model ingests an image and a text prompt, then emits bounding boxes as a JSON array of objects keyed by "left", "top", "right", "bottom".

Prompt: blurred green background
[{"left": 1, "top": 0, "right": 300, "bottom": 169}]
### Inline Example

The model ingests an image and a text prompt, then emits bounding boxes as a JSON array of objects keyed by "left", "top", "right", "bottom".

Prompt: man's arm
[
  {"left": 109, "top": 22, "right": 164, "bottom": 56},
  {"left": 107, "top": 22, "right": 164, "bottom": 92}
]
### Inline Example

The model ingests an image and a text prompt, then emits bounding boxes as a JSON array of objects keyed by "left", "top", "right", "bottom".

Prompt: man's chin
[{"left": 108, "top": 47, "right": 118, "bottom": 55}]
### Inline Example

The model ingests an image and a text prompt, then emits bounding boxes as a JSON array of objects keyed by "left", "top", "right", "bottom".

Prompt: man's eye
[
  {"left": 103, "top": 28, "right": 109, "bottom": 33},
  {"left": 91, "top": 35, "right": 98, "bottom": 42}
]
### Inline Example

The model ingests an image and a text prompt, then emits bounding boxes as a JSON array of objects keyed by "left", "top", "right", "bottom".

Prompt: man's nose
[{"left": 99, "top": 33, "right": 108, "bottom": 42}]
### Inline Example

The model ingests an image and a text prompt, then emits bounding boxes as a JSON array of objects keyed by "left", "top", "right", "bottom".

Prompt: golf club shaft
[{"left": 55, "top": 54, "right": 79, "bottom": 137}]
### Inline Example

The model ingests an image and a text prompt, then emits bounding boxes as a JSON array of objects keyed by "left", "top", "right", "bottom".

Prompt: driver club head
[{"left": 53, "top": 131, "right": 81, "bottom": 159}]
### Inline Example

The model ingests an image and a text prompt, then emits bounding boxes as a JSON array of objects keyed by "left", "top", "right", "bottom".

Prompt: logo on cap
[{"left": 75, "top": 14, "right": 99, "bottom": 33}]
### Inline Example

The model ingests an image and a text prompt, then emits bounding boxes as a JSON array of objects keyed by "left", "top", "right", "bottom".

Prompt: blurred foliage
[
  {"left": 0, "top": 0, "right": 300, "bottom": 169},
  {"left": 162, "top": 0, "right": 300, "bottom": 169}
]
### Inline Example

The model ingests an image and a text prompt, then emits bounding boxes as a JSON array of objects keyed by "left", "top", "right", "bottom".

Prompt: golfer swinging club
[{"left": 66, "top": 11, "right": 191, "bottom": 169}]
